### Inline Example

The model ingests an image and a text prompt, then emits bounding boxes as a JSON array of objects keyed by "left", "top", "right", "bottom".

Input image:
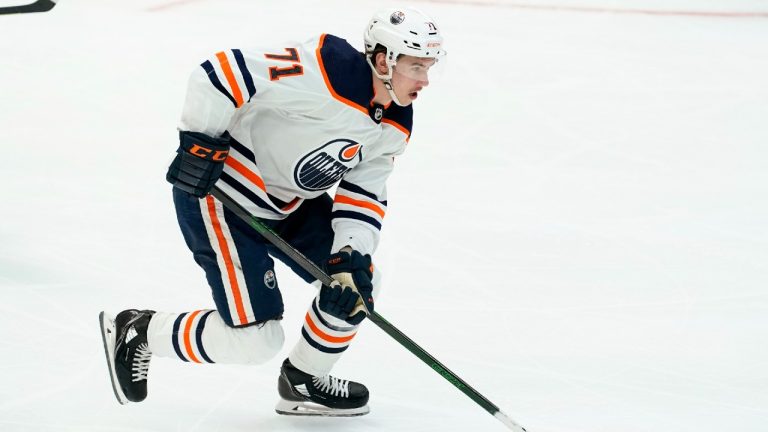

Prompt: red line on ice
[
  {"left": 145, "top": 0, "right": 205, "bottom": 12},
  {"left": 419, "top": 1, "right": 768, "bottom": 19}
]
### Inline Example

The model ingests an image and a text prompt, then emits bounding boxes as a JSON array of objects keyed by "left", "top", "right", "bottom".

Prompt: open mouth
[{"left": 409, "top": 91, "right": 418, "bottom": 100}]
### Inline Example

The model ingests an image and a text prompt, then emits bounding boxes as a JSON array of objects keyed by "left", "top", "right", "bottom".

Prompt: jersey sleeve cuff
[{"left": 331, "top": 221, "right": 378, "bottom": 255}]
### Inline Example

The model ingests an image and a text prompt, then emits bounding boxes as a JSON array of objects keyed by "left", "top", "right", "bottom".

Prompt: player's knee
[
  {"left": 211, "top": 319, "right": 285, "bottom": 364},
  {"left": 240, "top": 320, "right": 285, "bottom": 362}
]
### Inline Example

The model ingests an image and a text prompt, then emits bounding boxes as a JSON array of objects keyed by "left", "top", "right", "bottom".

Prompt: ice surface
[{"left": 1, "top": 0, "right": 767, "bottom": 431}]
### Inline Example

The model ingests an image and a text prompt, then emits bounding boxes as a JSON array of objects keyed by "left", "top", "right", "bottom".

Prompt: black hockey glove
[
  {"left": 166, "top": 131, "right": 230, "bottom": 198},
  {"left": 318, "top": 250, "right": 374, "bottom": 325}
]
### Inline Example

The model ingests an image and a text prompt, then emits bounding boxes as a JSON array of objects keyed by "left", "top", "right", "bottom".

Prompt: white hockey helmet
[{"left": 364, "top": 7, "right": 446, "bottom": 82}]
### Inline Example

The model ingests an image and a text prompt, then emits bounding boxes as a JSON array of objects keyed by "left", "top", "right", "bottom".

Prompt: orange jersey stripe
[
  {"left": 225, "top": 156, "right": 267, "bottom": 193},
  {"left": 382, "top": 118, "right": 411, "bottom": 142},
  {"left": 305, "top": 313, "right": 357, "bottom": 344},
  {"left": 334, "top": 194, "right": 385, "bottom": 218},
  {"left": 315, "top": 34, "right": 368, "bottom": 116},
  {"left": 216, "top": 52, "right": 244, "bottom": 108},
  {"left": 206, "top": 196, "right": 249, "bottom": 325},
  {"left": 183, "top": 310, "right": 202, "bottom": 363},
  {"left": 281, "top": 197, "right": 301, "bottom": 211}
]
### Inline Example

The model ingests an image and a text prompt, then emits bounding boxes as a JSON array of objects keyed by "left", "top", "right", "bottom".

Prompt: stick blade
[
  {"left": 0, "top": 0, "right": 57, "bottom": 15},
  {"left": 495, "top": 410, "right": 528, "bottom": 432}
]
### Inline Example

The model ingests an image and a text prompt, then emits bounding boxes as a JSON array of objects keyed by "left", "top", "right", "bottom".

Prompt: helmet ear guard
[{"left": 366, "top": 44, "right": 397, "bottom": 81}]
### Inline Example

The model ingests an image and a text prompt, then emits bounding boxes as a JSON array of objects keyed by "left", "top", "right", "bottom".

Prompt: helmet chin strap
[
  {"left": 382, "top": 79, "right": 405, "bottom": 107},
  {"left": 367, "top": 53, "right": 407, "bottom": 107}
]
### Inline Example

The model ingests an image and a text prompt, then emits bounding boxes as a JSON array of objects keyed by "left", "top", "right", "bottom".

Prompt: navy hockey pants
[{"left": 172, "top": 188, "right": 334, "bottom": 327}]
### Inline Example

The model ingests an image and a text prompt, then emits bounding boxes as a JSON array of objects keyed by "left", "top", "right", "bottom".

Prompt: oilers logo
[
  {"left": 294, "top": 139, "right": 362, "bottom": 191},
  {"left": 264, "top": 270, "right": 276, "bottom": 289}
]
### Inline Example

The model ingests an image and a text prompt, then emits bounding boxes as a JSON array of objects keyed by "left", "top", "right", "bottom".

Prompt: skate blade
[
  {"left": 275, "top": 399, "right": 370, "bottom": 417},
  {"left": 99, "top": 311, "right": 128, "bottom": 405}
]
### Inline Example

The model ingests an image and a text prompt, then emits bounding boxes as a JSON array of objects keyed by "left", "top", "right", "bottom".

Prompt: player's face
[{"left": 391, "top": 55, "right": 435, "bottom": 105}]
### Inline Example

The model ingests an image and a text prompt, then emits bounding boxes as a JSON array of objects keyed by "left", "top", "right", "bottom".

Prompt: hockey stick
[
  {"left": 210, "top": 187, "right": 527, "bottom": 431},
  {"left": 0, "top": 0, "right": 57, "bottom": 15}
]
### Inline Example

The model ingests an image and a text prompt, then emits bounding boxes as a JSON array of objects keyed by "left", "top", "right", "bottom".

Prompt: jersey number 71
[{"left": 265, "top": 48, "right": 303, "bottom": 81}]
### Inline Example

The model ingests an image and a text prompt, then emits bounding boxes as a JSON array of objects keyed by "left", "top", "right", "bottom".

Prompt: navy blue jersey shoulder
[
  {"left": 319, "top": 34, "right": 374, "bottom": 109},
  {"left": 319, "top": 33, "right": 414, "bottom": 137},
  {"left": 382, "top": 103, "right": 413, "bottom": 137}
]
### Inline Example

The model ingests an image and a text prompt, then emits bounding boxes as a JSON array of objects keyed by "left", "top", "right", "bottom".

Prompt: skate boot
[
  {"left": 99, "top": 309, "right": 155, "bottom": 404},
  {"left": 275, "top": 358, "right": 370, "bottom": 416}
]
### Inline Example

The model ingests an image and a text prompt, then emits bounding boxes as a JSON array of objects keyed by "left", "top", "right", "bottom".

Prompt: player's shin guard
[
  {"left": 146, "top": 310, "right": 284, "bottom": 364},
  {"left": 288, "top": 272, "right": 380, "bottom": 376},
  {"left": 288, "top": 296, "right": 360, "bottom": 376},
  {"left": 275, "top": 295, "right": 368, "bottom": 416}
]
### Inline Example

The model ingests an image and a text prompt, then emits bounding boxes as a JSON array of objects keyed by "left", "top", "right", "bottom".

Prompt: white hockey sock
[
  {"left": 147, "top": 310, "right": 284, "bottom": 364},
  {"left": 288, "top": 297, "right": 361, "bottom": 376},
  {"left": 289, "top": 271, "right": 382, "bottom": 376}
]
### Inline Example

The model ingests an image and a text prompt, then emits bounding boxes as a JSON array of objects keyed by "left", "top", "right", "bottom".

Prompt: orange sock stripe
[
  {"left": 334, "top": 194, "right": 386, "bottom": 218},
  {"left": 183, "top": 310, "right": 202, "bottom": 363},
  {"left": 216, "top": 51, "right": 244, "bottom": 108},
  {"left": 305, "top": 313, "right": 357, "bottom": 344},
  {"left": 206, "top": 196, "right": 249, "bottom": 325}
]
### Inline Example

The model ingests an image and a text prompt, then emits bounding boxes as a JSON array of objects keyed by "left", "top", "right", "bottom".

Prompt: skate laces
[
  {"left": 312, "top": 375, "right": 349, "bottom": 398},
  {"left": 132, "top": 343, "right": 152, "bottom": 382}
]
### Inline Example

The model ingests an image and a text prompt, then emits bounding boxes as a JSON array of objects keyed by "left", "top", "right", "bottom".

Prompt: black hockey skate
[
  {"left": 99, "top": 309, "right": 155, "bottom": 404},
  {"left": 276, "top": 358, "right": 370, "bottom": 416}
]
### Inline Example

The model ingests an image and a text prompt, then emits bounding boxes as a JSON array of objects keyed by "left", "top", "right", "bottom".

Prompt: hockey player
[{"left": 99, "top": 7, "right": 445, "bottom": 416}]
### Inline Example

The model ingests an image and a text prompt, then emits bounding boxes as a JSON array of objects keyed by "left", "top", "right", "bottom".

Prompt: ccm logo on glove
[{"left": 189, "top": 144, "right": 229, "bottom": 161}]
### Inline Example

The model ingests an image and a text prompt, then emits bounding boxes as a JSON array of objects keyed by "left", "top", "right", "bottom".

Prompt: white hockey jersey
[{"left": 179, "top": 34, "right": 413, "bottom": 255}]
